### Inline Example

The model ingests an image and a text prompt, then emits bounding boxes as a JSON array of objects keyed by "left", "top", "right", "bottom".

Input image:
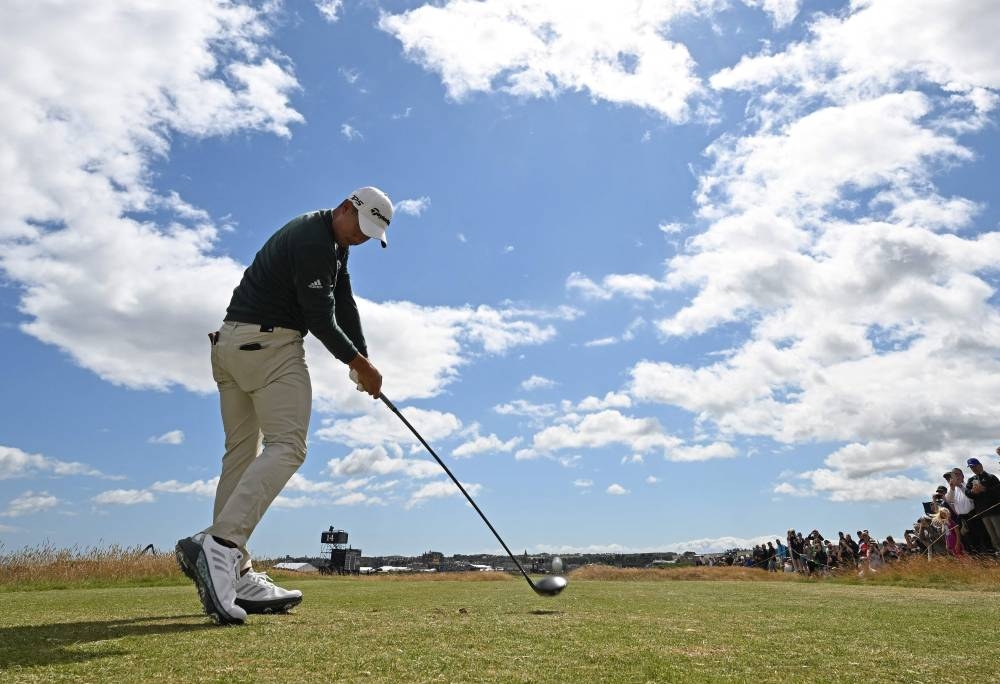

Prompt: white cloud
[
  {"left": 325, "top": 445, "right": 441, "bottom": 480},
  {"left": 520, "top": 375, "right": 556, "bottom": 391},
  {"left": 0, "top": 445, "right": 119, "bottom": 480},
  {"left": 316, "top": 406, "right": 462, "bottom": 448},
  {"left": 380, "top": 0, "right": 723, "bottom": 121},
  {"left": 335, "top": 492, "right": 383, "bottom": 506},
  {"left": 660, "top": 534, "right": 780, "bottom": 554},
  {"left": 148, "top": 430, "right": 184, "bottom": 445},
  {"left": 566, "top": 272, "right": 667, "bottom": 301},
  {"left": 271, "top": 495, "right": 319, "bottom": 509},
  {"left": 573, "top": 479, "right": 593, "bottom": 488},
  {"left": 273, "top": 491, "right": 383, "bottom": 508},
  {"left": 583, "top": 318, "right": 646, "bottom": 348},
  {"left": 798, "top": 469, "right": 934, "bottom": 503},
  {"left": 451, "top": 434, "right": 521, "bottom": 458},
  {"left": 557, "top": 455, "right": 581, "bottom": 468},
  {"left": 0, "top": 0, "right": 302, "bottom": 395},
  {"left": 457, "top": 305, "right": 559, "bottom": 354},
  {"left": 577, "top": 392, "right": 632, "bottom": 412},
  {"left": 714, "top": 0, "right": 1000, "bottom": 96},
  {"left": 306, "top": 300, "right": 562, "bottom": 414},
  {"left": 395, "top": 196, "right": 431, "bottom": 216},
  {"left": 773, "top": 482, "right": 811, "bottom": 497},
  {"left": 494, "top": 400, "right": 558, "bottom": 421},
  {"left": 2, "top": 491, "right": 60, "bottom": 517},
  {"left": 741, "top": 0, "right": 800, "bottom": 28},
  {"left": 564, "top": 273, "right": 606, "bottom": 300},
  {"left": 583, "top": 336, "right": 618, "bottom": 347},
  {"left": 407, "top": 479, "right": 481, "bottom": 508},
  {"left": 666, "top": 442, "right": 737, "bottom": 463},
  {"left": 646, "top": 475, "right": 659, "bottom": 484},
  {"left": 285, "top": 473, "right": 367, "bottom": 494},
  {"left": 315, "top": 0, "right": 344, "bottom": 23},
  {"left": 614, "top": 2, "right": 1000, "bottom": 495},
  {"left": 606, "top": 483, "right": 629, "bottom": 495},
  {"left": 532, "top": 410, "right": 681, "bottom": 455},
  {"left": 514, "top": 448, "right": 541, "bottom": 461},
  {"left": 341, "top": 123, "right": 364, "bottom": 141},
  {"left": 503, "top": 304, "right": 583, "bottom": 323},
  {"left": 338, "top": 66, "right": 360, "bottom": 84},
  {"left": 93, "top": 489, "right": 155, "bottom": 505},
  {"left": 151, "top": 477, "right": 219, "bottom": 497}
]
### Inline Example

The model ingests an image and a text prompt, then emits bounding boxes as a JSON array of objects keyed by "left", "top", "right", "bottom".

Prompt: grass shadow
[
  {"left": 0, "top": 614, "right": 211, "bottom": 668},
  {"left": 529, "top": 609, "right": 562, "bottom": 615}
]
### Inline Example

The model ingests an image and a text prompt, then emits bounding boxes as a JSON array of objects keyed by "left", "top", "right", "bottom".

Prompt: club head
[{"left": 532, "top": 574, "right": 568, "bottom": 596}]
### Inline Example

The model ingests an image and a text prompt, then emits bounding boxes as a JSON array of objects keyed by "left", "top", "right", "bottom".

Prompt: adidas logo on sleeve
[{"left": 307, "top": 279, "right": 323, "bottom": 289}]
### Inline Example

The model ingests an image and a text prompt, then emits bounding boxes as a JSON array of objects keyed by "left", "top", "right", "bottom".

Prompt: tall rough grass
[
  {"left": 568, "top": 556, "right": 1000, "bottom": 591},
  {"left": 3, "top": 543, "right": 998, "bottom": 592},
  {"left": 0, "top": 543, "right": 521, "bottom": 591},
  {"left": 349, "top": 570, "right": 515, "bottom": 583},
  {"left": 829, "top": 554, "right": 1000, "bottom": 590},
  {"left": 569, "top": 565, "right": 797, "bottom": 582},
  {"left": 0, "top": 542, "right": 182, "bottom": 591}
]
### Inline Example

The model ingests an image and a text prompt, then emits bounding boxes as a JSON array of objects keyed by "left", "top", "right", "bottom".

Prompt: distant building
[
  {"left": 274, "top": 562, "right": 319, "bottom": 573},
  {"left": 321, "top": 524, "right": 361, "bottom": 574},
  {"left": 421, "top": 550, "right": 443, "bottom": 568},
  {"left": 330, "top": 548, "right": 362, "bottom": 574}
]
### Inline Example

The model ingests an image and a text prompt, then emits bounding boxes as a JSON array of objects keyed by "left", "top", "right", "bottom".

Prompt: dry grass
[
  {"left": 568, "top": 564, "right": 797, "bottom": 582},
  {"left": 0, "top": 543, "right": 523, "bottom": 591},
  {"left": 567, "top": 555, "right": 1000, "bottom": 591},
  {"left": 829, "top": 553, "right": 1000, "bottom": 590},
  {"left": 3, "top": 543, "right": 999, "bottom": 593},
  {"left": 327, "top": 570, "right": 516, "bottom": 583},
  {"left": 0, "top": 542, "right": 181, "bottom": 591}
]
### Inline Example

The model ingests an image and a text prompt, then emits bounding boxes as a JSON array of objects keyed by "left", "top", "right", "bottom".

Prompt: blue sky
[{"left": 2, "top": 0, "right": 999, "bottom": 558}]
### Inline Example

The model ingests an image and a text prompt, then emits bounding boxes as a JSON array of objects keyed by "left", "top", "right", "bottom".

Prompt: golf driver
[{"left": 380, "top": 393, "right": 567, "bottom": 597}]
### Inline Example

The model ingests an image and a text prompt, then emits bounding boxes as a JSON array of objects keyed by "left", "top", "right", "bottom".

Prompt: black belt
[{"left": 224, "top": 319, "right": 274, "bottom": 332}]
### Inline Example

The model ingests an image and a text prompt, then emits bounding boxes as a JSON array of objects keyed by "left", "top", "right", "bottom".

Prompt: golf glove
[{"left": 349, "top": 368, "right": 365, "bottom": 392}]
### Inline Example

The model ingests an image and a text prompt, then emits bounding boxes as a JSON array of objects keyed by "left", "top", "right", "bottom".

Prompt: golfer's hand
[{"left": 348, "top": 354, "right": 382, "bottom": 398}]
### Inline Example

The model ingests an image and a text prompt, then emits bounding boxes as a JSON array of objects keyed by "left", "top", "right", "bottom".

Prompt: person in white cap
[{"left": 175, "top": 187, "right": 393, "bottom": 625}]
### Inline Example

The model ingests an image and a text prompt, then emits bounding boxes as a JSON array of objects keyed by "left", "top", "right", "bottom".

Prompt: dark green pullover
[{"left": 225, "top": 210, "right": 367, "bottom": 364}]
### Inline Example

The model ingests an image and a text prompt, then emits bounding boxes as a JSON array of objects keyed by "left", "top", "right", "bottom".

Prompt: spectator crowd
[{"left": 714, "top": 448, "right": 1000, "bottom": 575}]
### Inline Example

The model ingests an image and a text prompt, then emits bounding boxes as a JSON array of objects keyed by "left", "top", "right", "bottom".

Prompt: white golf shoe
[
  {"left": 235, "top": 570, "right": 303, "bottom": 614},
  {"left": 175, "top": 533, "right": 247, "bottom": 625}
]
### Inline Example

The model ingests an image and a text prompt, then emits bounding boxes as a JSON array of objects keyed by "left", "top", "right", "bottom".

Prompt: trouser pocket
[{"left": 224, "top": 328, "right": 303, "bottom": 393}]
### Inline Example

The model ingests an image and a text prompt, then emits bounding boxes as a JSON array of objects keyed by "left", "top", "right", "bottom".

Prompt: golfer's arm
[
  {"left": 293, "top": 249, "right": 359, "bottom": 364},
  {"left": 333, "top": 269, "right": 368, "bottom": 358}
]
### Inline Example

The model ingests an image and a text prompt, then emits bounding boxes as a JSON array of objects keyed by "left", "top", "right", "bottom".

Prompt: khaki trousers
[{"left": 205, "top": 321, "right": 311, "bottom": 568}]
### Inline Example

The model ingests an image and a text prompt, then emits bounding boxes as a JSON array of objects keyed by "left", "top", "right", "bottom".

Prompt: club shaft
[{"left": 379, "top": 394, "right": 534, "bottom": 586}]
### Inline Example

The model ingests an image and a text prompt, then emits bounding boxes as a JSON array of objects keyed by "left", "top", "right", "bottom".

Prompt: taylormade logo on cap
[{"left": 348, "top": 186, "right": 393, "bottom": 248}]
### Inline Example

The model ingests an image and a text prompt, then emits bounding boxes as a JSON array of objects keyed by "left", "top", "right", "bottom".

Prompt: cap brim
[{"left": 359, "top": 214, "right": 387, "bottom": 248}]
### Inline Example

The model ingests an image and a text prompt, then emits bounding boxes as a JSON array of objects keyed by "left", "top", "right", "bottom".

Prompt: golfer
[{"left": 175, "top": 187, "right": 392, "bottom": 624}]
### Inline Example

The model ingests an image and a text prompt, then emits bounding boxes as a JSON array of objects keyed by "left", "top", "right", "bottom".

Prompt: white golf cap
[{"left": 348, "top": 186, "right": 392, "bottom": 248}]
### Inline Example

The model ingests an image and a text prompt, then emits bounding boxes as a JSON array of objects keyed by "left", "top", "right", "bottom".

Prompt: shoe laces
[
  {"left": 246, "top": 570, "right": 275, "bottom": 586},
  {"left": 227, "top": 549, "right": 243, "bottom": 590}
]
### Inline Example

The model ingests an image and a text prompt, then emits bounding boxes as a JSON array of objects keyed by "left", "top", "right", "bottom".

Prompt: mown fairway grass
[{"left": 3, "top": 574, "right": 999, "bottom": 683}]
